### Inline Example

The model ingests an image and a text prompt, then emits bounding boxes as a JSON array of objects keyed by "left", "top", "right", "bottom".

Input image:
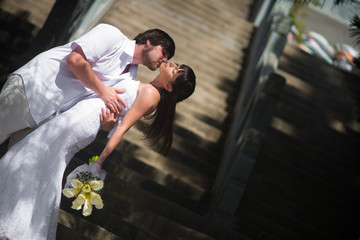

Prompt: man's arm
[{"left": 67, "top": 46, "right": 126, "bottom": 113}]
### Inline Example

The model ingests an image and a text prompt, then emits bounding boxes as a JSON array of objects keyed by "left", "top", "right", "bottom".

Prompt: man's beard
[{"left": 142, "top": 47, "right": 158, "bottom": 70}]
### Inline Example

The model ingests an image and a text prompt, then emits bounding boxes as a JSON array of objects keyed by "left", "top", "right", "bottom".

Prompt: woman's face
[{"left": 160, "top": 62, "right": 183, "bottom": 86}]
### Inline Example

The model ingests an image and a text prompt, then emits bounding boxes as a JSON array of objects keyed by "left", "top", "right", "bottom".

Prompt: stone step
[
  {"left": 128, "top": 122, "right": 220, "bottom": 165},
  {"left": 176, "top": 98, "right": 231, "bottom": 129},
  {"left": 107, "top": 17, "right": 246, "bottom": 77},
  {"left": 0, "top": 0, "right": 54, "bottom": 30},
  {"left": 155, "top": 0, "right": 250, "bottom": 35},
  {"left": 103, "top": 160, "right": 210, "bottom": 214},
  {"left": 62, "top": 160, "right": 217, "bottom": 239},
  {"left": 107, "top": 0, "right": 253, "bottom": 49},
  {"left": 255, "top": 153, "right": 360, "bottom": 225},
  {"left": 68, "top": 151, "right": 208, "bottom": 205},
  {"left": 175, "top": 114, "right": 223, "bottom": 144},
  {"left": 127, "top": 121, "right": 222, "bottom": 169},
  {"left": 61, "top": 192, "right": 217, "bottom": 240},
  {"left": 171, "top": 129, "right": 222, "bottom": 166},
  {"left": 100, "top": 0, "right": 254, "bottom": 148},
  {"left": 273, "top": 87, "right": 360, "bottom": 167},
  {"left": 134, "top": 74, "right": 239, "bottom": 124},
  {"left": 174, "top": 125, "right": 223, "bottom": 156},
  {"left": 57, "top": 210, "right": 122, "bottom": 240},
  {"left": 60, "top": 168, "right": 246, "bottom": 240},
  {"left": 273, "top": 98, "right": 360, "bottom": 157},
  {"left": 173, "top": 84, "right": 234, "bottom": 120},
  {"left": 2, "top": 0, "right": 255, "bottom": 239},
  {"left": 236, "top": 203, "right": 336, "bottom": 240},
  {"left": 74, "top": 134, "right": 213, "bottom": 200},
  {"left": 257, "top": 149, "right": 360, "bottom": 210},
  {"left": 236, "top": 43, "right": 360, "bottom": 240},
  {"left": 239, "top": 170, "right": 359, "bottom": 240},
  {"left": 118, "top": 142, "right": 212, "bottom": 190},
  {"left": 89, "top": 124, "right": 222, "bottom": 168},
  {"left": 277, "top": 69, "right": 359, "bottom": 118},
  {"left": 103, "top": 174, "right": 243, "bottom": 239},
  {"left": 156, "top": 95, "right": 233, "bottom": 139},
  {"left": 101, "top": 0, "right": 253, "bottom": 89},
  {"left": 237, "top": 206, "right": 306, "bottom": 240},
  {"left": 260, "top": 128, "right": 360, "bottom": 195},
  {"left": 57, "top": 224, "right": 89, "bottom": 240},
  {"left": 279, "top": 45, "right": 360, "bottom": 92}
]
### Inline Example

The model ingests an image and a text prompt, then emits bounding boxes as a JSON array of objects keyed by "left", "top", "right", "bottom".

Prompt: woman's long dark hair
[{"left": 144, "top": 64, "right": 196, "bottom": 155}]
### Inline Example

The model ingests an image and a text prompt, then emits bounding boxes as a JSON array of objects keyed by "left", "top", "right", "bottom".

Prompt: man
[{"left": 0, "top": 23, "right": 175, "bottom": 145}]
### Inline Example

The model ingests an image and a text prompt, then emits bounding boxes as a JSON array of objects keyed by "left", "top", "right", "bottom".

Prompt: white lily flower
[
  {"left": 90, "top": 191, "right": 104, "bottom": 209},
  {"left": 71, "top": 193, "right": 85, "bottom": 210},
  {"left": 82, "top": 195, "right": 93, "bottom": 216},
  {"left": 71, "top": 179, "right": 84, "bottom": 189},
  {"left": 62, "top": 188, "right": 81, "bottom": 198},
  {"left": 89, "top": 180, "right": 104, "bottom": 191},
  {"left": 71, "top": 200, "right": 82, "bottom": 210},
  {"left": 62, "top": 166, "right": 106, "bottom": 216},
  {"left": 82, "top": 184, "right": 91, "bottom": 193}
]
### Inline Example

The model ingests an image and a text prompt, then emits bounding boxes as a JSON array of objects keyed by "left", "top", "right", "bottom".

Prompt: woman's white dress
[{"left": 0, "top": 79, "right": 139, "bottom": 240}]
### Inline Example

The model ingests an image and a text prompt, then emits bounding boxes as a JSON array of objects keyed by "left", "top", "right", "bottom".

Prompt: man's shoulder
[{"left": 94, "top": 24, "right": 126, "bottom": 37}]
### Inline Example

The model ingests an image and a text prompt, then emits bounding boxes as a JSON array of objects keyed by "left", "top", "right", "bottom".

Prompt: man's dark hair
[{"left": 134, "top": 29, "right": 175, "bottom": 59}]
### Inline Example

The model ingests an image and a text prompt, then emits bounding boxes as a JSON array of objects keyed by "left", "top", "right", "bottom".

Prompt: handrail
[{"left": 210, "top": 1, "right": 293, "bottom": 217}]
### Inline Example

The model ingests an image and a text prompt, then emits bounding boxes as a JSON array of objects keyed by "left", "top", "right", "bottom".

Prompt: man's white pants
[{"left": 0, "top": 75, "right": 36, "bottom": 145}]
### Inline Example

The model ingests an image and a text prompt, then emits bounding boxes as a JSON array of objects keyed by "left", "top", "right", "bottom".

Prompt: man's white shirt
[{"left": 13, "top": 24, "right": 137, "bottom": 124}]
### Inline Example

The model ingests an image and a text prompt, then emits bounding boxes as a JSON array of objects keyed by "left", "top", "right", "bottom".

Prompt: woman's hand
[{"left": 99, "top": 108, "right": 118, "bottom": 132}]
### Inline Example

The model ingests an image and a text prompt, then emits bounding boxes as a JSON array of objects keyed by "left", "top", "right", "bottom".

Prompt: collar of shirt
[
  {"left": 120, "top": 39, "right": 138, "bottom": 79},
  {"left": 119, "top": 39, "right": 135, "bottom": 69}
]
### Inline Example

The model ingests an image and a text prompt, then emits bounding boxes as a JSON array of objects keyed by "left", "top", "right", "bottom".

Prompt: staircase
[
  {"left": 3, "top": 0, "right": 358, "bottom": 239},
  {"left": 235, "top": 44, "right": 360, "bottom": 240},
  {"left": 57, "top": 0, "right": 255, "bottom": 239}
]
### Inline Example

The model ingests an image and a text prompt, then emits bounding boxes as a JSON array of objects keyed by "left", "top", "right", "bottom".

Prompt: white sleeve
[{"left": 71, "top": 23, "right": 128, "bottom": 62}]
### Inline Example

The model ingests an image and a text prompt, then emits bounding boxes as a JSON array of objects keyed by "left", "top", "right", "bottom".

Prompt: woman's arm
[
  {"left": 95, "top": 86, "right": 159, "bottom": 166},
  {"left": 67, "top": 46, "right": 126, "bottom": 114}
]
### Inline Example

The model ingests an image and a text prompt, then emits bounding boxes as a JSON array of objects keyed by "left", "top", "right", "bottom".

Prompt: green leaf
[{"left": 89, "top": 155, "right": 99, "bottom": 164}]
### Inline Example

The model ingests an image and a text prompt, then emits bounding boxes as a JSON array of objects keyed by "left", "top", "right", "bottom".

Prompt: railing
[{"left": 210, "top": 0, "right": 293, "bottom": 218}]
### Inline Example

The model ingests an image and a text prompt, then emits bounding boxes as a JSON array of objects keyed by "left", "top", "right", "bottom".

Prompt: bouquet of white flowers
[{"left": 62, "top": 156, "right": 106, "bottom": 216}]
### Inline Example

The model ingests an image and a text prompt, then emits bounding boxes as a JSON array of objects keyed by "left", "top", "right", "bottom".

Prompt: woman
[{"left": 0, "top": 62, "right": 195, "bottom": 240}]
